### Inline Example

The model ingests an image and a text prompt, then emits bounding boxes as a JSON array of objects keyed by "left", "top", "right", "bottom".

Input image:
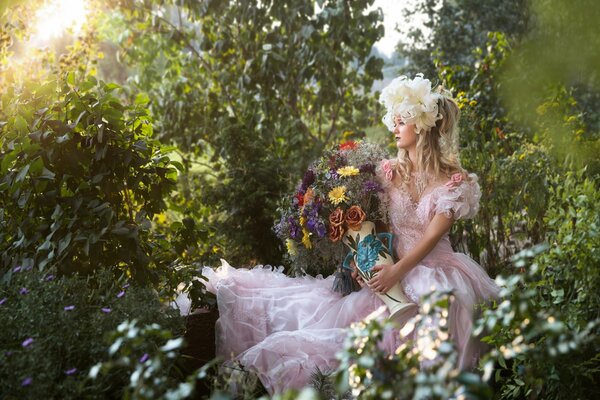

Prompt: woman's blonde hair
[{"left": 396, "top": 93, "right": 463, "bottom": 183}]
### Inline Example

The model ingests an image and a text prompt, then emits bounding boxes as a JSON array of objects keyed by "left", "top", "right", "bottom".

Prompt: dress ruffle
[
  {"left": 432, "top": 174, "right": 481, "bottom": 220},
  {"left": 200, "top": 260, "right": 399, "bottom": 394}
]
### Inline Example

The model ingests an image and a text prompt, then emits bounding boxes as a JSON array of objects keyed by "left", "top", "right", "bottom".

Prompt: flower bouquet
[{"left": 274, "top": 140, "right": 416, "bottom": 323}]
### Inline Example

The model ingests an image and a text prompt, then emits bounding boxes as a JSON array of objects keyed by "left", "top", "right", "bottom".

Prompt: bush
[
  {"left": 335, "top": 292, "right": 491, "bottom": 400},
  {"left": 477, "top": 170, "right": 600, "bottom": 399},
  {"left": 0, "top": 74, "right": 179, "bottom": 284},
  {"left": 0, "top": 267, "right": 184, "bottom": 399}
]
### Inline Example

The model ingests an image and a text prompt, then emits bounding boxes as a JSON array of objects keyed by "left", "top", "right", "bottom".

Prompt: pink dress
[{"left": 197, "top": 161, "right": 500, "bottom": 394}]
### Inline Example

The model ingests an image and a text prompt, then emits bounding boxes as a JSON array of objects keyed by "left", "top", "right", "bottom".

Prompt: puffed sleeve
[{"left": 433, "top": 173, "right": 482, "bottom": 220}]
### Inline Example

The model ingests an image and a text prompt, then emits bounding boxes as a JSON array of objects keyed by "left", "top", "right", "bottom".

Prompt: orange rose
[
  {"left": 328, "top": 224, "right": 345, "bottom": 242},
  {"left": 345, "top": 205, "right": 366, "bottom": 231},
  {"left": 328, "top": 207, "right": 345, "bottom": 226}
]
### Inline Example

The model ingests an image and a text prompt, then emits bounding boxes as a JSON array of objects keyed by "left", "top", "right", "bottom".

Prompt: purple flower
[
  {"left": 21, "top": 377, "right": 32, "bottom": 386},
  {"left": 117, "top": 291, "right": 125, "bottom": 298},
  {"left": 0, "top": 297, "right": 7, "bottom": 305},
  {"left": 122, "top": 283, "right": 130, "bottom": 289},
  {"left": 300, "top": 169, "right": 315, "bottom": 191},
  {"left": 363, "top": 180, "right": 383, "bottom": 193},
  {"left": 139, "top": 353, "right": 149, "bottom": 363},
  {"left": 65, "top": 368, "right": 77, "bottom": 375},
  {"left": 22, "top": 338, "right": 34, "bottom": 347},
  {"left": 64, "top": 305, "right": 75, "bottom": 311},
  {"left": 306, "top": 217, "right": 317, "bottom": 232},
  {"left": 45, "top": 274, "right": 55, "bottom": 281},
  {"left": 288, "top": 217, "right": 301, "bottom": 240},
  {"left": 328, "top": 169, "right": 340, "bottom": 180},
  {"left": 19, "top": 287, "right": 29, "bottom": 295},
  {"left": 359, "top": 164, "right": 376, "bottom": 174},
  {"left": 24, "top": 266, "right": 32, "bottom": 271},
  {"left": 13, "top": 266, "right": 22, "bottom": 273},
  {"left": 315, "top": 221, "right": 327, "bottom": 238},
  {"left": 101, "top": 307, "right": 112, "bottom": 313}
]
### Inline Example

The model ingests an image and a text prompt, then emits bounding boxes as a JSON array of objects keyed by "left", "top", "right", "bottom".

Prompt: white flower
[{"left": 379, "top": 73, "right": 444, "bottom": 134}]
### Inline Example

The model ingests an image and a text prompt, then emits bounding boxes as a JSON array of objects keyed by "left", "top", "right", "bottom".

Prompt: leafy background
[{"left": 0, "top": 0, "right": 599, "bottom": 399}]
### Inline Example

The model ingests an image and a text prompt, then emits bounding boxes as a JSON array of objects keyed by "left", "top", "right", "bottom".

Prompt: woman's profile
[{"left": 180, "top": 74, "right": 500, "bottom": 394}]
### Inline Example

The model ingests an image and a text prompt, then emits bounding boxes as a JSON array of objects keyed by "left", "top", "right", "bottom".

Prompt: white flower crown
[{"left": 379, "top": 74, "right": 444, "bottom": 134}]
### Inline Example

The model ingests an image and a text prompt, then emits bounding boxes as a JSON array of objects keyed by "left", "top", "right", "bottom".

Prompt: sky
[{"left": 370, "top": 0, "right": 417, "bottom": 57}]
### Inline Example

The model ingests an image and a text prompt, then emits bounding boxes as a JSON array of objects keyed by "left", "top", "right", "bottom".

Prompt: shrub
[
  {"left": 0, "top": 267, "right": 184, "bottom": 399},
  {"left": 0, "top": 74, "right": 179, "bottom": 284},
  {"left": 476, "top": 169, "right": 600, "bottom": 399}
]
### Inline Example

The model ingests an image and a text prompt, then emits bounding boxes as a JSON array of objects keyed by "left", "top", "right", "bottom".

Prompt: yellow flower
[
  {"left": 301, "top": 228, "right": 312, "bottom": 249},
  {"left": 328, "top": 186, "right": 348, "bottom": 206},
  {"left": 299, "top": 216, "right": 306, "bottom": 226},
  {"left": 337, "top": 166, "right": 360, "bottom": 177},
  {"left": 469, "top": 100, "right": 477, "bottom": 107},
  {"left": 286, "top": 239, "right": 298, "bottom": 256}
]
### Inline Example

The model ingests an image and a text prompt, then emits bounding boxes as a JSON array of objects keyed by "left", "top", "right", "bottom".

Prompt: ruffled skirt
[{"left": 178, "top": 254, "right": 499, "bottom": 394}]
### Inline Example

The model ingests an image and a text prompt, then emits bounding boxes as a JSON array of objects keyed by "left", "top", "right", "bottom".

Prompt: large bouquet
[
  {"left": 275, "top": 140, "right": 388, "bottom": 279},
  {"left": 276, "top": 140, "right": 417, "bottom": 322}
]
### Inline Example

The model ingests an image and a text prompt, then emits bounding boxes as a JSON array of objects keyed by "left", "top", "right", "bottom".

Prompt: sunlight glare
[{"left": 31, "top": 0, "right": 89, "bottom": 44}]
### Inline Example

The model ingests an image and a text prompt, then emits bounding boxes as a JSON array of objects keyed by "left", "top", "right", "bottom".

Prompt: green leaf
[
  {"left": 15, "top": 164, "right": 30, "bottom": 183},
  {"left": 14, "top": 115, "right": 28, "bottom": 134},
  {"left": 135, "top": 92, "right": 150, "bottom": 105}
]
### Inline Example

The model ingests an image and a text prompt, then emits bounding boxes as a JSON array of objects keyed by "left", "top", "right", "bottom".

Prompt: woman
[{"left": 187, "top": 75, "right": 499, "bottom": 394}]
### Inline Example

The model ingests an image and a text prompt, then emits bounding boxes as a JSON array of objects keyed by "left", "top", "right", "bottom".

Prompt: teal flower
[{"left": 356, "top": 235, "right": 383, "bottom": 275}]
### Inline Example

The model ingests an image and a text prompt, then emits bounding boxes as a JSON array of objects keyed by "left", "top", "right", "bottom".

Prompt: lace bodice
[{"left": 376, "top": 159, "right": 482, "bottom": 261}]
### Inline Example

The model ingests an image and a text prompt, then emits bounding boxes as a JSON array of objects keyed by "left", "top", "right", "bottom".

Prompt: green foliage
[
  {"left": 477, "top": 170, "right": 600, "bottom": 399},
  {"left": 0, "top": 73, "right": 179, "bottom": 283},
  {"left": 397, "top": 0, "right": 530, "bottom": 78},
  {"left": 434, "top": 32, "right": 557, "bottom": 275},
  {"left": 0, "top": 267, "right": 184, "bottom": 399},
  {"left": 90, "top": 320, "right": 194, "bottom": 400},
  {"left": 109, "top": 0, "right": 385, "bottom": 266},
  {"left": 335, "top": 293, "right": 492, "bottom": 399}
]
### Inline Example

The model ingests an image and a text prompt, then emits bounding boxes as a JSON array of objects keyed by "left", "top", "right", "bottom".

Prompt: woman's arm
[{"left": 368, "top": 213, "right": 454, "bottom": 294}]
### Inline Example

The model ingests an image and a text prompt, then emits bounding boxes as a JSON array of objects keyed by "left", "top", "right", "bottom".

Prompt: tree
[
  {"left": 108, "top": 0, "right": 386, "bottom": 266},
  {"left": 396, "top": 0, "right": 530, "bottom": 78}
]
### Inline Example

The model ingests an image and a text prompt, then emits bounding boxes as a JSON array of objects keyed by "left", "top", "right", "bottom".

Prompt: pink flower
[
  {"left": 445, "top": 173, "right": 464, "bottom": 188},
  {"left": 381, "top": 160, "right": 394, "bottom": 181}
]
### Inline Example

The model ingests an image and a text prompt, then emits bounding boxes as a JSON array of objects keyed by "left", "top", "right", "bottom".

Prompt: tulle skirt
[{"left": 177, "top": 254, "right": 499, "bottom": 394}]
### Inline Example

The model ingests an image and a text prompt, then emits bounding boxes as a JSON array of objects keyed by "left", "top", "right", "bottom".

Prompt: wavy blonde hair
[{"left": 396, "top": 92, "right": 463, "bottom": 184}]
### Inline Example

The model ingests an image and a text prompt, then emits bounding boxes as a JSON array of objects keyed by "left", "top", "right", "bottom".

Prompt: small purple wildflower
[
  {"left": 0, "top": 297, "right": 7, "bottom": 305},
  {"left": 122, "top": 283, "right": 130, "bottom": 289},
  {"left": 65, "top": 368, "right": 77, "bottom": 375},
  {"left": 101, "top": 307, "right": 112, "bottom": 313},
  {"left": 64, "top": 305, "right": 75, "bottom": 311},
  {"left": 21, "top": 377, "right": 32, "bottom": 386},
  {"left": 22, "top": 338, "right": 34, "bottom": 347},
  {"left": 45, "top": 274, "right": 55, "bottom": 281},
  {"left": 19, "top": 287, "right": 29, "bottom": 295},
  {"left": 24, "top": 266, "right": 32, "bottom": 271},
  {"left": 117, "top": 291, "right": 125, "bottom": 298},
  {"left": 363, "top": 180, "right": 383, "bottom": 193},
  {"left": 13, "top": 266, "right": 22, "bottom": 273},
  {"left": 139, "top": 353, "right": 149, "bottom": 363}
]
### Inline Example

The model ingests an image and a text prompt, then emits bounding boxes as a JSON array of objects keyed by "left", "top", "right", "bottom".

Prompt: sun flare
[{"left": 31, "top": 0, "right": 89, "bottom": 44}]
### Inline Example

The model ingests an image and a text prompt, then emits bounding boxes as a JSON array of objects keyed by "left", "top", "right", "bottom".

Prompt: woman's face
[{"left": 393, "top": 115, "right": 417, "bottom": 150}]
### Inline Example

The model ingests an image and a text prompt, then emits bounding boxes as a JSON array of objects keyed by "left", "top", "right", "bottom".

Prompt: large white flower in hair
[{"left": 379, "top": 73, "right": 443, "bottom": 133}]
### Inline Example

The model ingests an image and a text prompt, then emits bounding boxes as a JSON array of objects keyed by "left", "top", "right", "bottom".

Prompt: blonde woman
[{"left": 188, "top": 75, "right": 499, "bottom": 394}]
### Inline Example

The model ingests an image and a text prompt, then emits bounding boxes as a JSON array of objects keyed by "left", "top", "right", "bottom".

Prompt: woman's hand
[
  {"left": 349, "top": 260, "right": 367, "bottom": 288},
  {"left": 368, "top": 263, "right": 404, "bottom": 294}
]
